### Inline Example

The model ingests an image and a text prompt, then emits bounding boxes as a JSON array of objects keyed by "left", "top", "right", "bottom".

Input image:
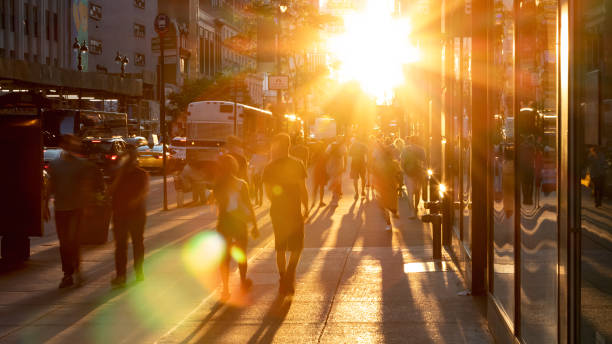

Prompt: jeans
[
  {"left": 55, "top": 209, "right": 83, "bottom": 276},
  {"left": 112, "top": 212, "right": 146, "bottom": 277}
]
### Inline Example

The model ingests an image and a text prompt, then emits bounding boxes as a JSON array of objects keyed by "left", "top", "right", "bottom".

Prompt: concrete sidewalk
[{"left": 157, "top": 185, "right": 493, "bottom": 343}]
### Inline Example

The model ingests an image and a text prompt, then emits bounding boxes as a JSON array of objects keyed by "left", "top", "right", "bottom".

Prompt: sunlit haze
[{"left": 326, "top": 0, "right": 421, "bottom": 104}]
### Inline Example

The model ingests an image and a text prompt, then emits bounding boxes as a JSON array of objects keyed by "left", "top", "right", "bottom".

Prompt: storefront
[{"left": 432, "top": 0, "right": 612, "bottom": 342}]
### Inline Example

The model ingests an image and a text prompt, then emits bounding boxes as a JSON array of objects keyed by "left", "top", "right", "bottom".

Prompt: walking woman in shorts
[{"left": 213, "top": 154, "right": 259, "bottom": 300}]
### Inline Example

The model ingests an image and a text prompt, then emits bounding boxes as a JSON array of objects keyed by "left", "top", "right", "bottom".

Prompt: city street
[{"left": 0, "top": 176, "right": 492, "bottom": 343}]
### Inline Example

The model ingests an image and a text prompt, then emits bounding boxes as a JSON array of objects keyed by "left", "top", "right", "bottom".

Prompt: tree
[{"left": 323, "top": 81, "right": 376, "bottom": 135}]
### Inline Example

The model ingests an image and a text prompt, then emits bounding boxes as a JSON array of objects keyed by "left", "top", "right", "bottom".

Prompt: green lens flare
[
  {"left": 230, "top": 246, "right": 246, "bottom": 264},
  {"left": 272, "top": 185, "right": 283, "bottom": 196}
]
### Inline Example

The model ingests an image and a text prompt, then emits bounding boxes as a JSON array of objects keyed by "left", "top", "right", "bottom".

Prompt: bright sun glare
[{"left": 326, "top": 0, "right": 421, "bottom": 104}]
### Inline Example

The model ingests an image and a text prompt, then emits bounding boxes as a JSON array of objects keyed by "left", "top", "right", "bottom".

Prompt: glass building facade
[{"left": 422, "top": 0, "right": 612, "bottom": 341}]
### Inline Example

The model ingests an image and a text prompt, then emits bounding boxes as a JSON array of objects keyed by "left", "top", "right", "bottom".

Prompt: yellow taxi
[{"left": 136, "top": 144, "right": 171, "bottom": 171}]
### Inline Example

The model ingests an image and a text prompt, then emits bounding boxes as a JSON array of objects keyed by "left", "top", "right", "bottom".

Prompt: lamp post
[
  {"left": 233, "top": 64, "right": 239, "bottom": 136},
  {"left": 276, "top": 0, "right": 288, "bottom": 130},
  {"left": 73, "top": 38, "right": 88, "bottom": 71},
  {"left": 114, "top": 52, "right": 129, "bottom": 78},
  {"left": 73, "top": 38, "right": 87, "bottom": 115}
]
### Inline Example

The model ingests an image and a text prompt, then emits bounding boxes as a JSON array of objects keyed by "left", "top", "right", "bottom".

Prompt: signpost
[
  {"left": 268, "top": 75, "right": 289, "bottom": 90},
  {"left": 155, "top": 13, "right": 170, "bottom": 211}
]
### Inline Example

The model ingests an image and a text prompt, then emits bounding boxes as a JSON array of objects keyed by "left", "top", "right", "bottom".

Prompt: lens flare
[
  {"left": 326, "top": 0, "right": 421, "bottom": 104},
  {"left": 272, "top": 185, "right": 283, "bottom": 196},
  {"left": 182, "top": 230, "right": 227, "bottom": 275},
  {"left": 230, "top": 246, "right": 246, "bottom": 264}
]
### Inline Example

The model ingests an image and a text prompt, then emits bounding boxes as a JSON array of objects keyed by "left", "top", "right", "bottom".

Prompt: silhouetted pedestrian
[
  {"left": 349, "top": 135, "right": 368, "bottom": 200},
  {"left": 109, "top": 147, "right": 149, "bottom": 288},
  {"left": 48, "top": 135, "right": 102, "bottom": 288},
  {"left": 214, "top": 154, "right": 259, "bottom": 300},
  {"left": 263, "top": 134, "right": 309, "bottom": 294}
]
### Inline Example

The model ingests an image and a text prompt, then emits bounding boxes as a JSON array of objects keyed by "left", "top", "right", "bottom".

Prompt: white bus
[{"left": 186, "top": 100, "right": 274, "bottom": 161}]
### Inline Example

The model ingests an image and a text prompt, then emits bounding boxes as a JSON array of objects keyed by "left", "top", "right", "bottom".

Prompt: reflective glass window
[
  {"left": 578, "top": 0, "right": 612, "bottom": 339},
  {"left": 516, "top": 0, "right": 559, "bottom": 341},
  {"left": 491, "top": 0, "right": 516, "bottom": 322}
]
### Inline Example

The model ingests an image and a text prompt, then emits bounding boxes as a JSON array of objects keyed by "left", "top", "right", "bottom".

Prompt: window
[
  {"left": 133, "top": 23, "right": 145, "bottom": 38},
  {"left": 33, "top": 6, "right": 38, "bottom": 37},
  {"left": 134, "top": 53, "right": 145, "bottom": 66},
  {"left": 53, "top": 13, "right": 57, "bottom": 41},
  {"left": 10, "top": 0, "right": 14, "bottom": 32},
  {"left": 45, "top": 10, "right": 50, "bottom": 40},
  {"left": 89, "top": 3, "right": 101, "bottom": 21},
  {"left": 1, "top": 1, "right": 5, "bottom": 30},
  {"left": 134, "top": 0, "right": 145, "bottom": 9},
  {"left": 89, "top": 39, "right": 102, "bottom": 54},
  {"left": 24, "top": 4, "right": 29, "bottom": 35}
]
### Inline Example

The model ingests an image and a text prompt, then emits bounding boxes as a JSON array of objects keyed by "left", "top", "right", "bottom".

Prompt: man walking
[
  {"left": 48, "top": 135, "right": 101, "bottom": 288},
  {"left": 263, "top": 134, "right": 309, "bottom": 294},
  {"left": 109, "top": 147, "right": 149, "bottom": 287},
  {"left": 349, "top": 135, "right": 368, "bottom": 200},
  {"left": 401, "top": 136, "right": 426, "bottom": 218}
]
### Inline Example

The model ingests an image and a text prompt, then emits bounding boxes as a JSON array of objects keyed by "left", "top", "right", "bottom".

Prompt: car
[
  {"left": 136, "top": 144, "right": 174, "bottom": 171},
  {"left": 82, "top": 137, "right": 128, "bottom": 176},
  {"left": 43, "top": 147, "right": 63, "bottom": 170},
  {"left": 125, "top": 136, "right": 149, "bottom": 148},
  {"left": 170, "top": 137, "right": 187, "bottom": 161}
]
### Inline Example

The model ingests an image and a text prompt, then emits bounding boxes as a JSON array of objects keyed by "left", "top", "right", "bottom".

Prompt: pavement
[{"left": 0, "top": 175, "right": 493, "bottom": 343}]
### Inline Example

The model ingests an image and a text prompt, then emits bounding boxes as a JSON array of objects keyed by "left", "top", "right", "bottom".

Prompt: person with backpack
[
  {"left": 401, "top": 136, "right": 426, "bottom": 218},
  {"left": 213, "top": 154, "right": 260, "bottom": 300}
]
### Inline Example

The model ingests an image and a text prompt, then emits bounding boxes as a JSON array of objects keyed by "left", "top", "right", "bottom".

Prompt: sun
[{"left": 326, "top": 0, "right": 421, "bottom": 104}]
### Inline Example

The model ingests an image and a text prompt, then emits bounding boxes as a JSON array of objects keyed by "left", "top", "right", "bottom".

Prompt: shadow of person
[
  {"left": 246, "top": 295, "right": 293, "bottom": 344},
  {"left": 179, "top": 301, "right": 225, "bottom": 344}
]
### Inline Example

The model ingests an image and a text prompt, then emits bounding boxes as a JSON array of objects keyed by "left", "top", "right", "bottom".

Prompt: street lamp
[
  {"left": 279, "top": 1, "right": 288, "bottom": 13},
  {"left": 72, "top": 38, "right": 88, "bottom": 71},
  {"left": 114, "top": 52, "right": 129, "bottom": 78},
  {"left": 275, "top": 0, "right": 288, "bottom": 132}
]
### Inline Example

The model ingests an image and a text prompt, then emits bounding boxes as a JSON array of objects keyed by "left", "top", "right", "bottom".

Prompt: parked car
[
  {"left": 136, "top": 144, "right": 174, "bottom": 172},
  {"left": 125, "top": 136, "right": 148, "bottom": 148}
]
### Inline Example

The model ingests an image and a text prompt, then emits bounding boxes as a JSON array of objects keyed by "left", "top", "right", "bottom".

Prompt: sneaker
[
  {"left": 385, "top": 225, "right": 392, "bottom": 231},
  {"left": 361, "top": 191, "right": 366, "bottom": 197},
  {"left": 319, "top": 202, "right": 326, "bottom": 207},
  {"left": 240, "top": 278, "right": 253, "bottom": 292},
  {"left": 354, "top": 193, "right": 359, "bottom": 200},
  {"left": 110, "top": 275, "right": 127, "bottom": 288},
  {"left": 58, "top": 275, "right": 74, "bottom": 289}
]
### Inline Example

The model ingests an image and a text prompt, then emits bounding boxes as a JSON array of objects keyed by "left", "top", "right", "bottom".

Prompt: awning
[{"left": 0, "top": 58, "right": 143, "bottom": 97}]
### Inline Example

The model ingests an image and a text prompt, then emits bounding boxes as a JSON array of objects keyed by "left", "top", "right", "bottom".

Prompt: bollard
[
  {"left": 422, "top": 201, "right": 442, "bottom": 260},
  {"left": 442, "top": 197, "right": 452, "bottom": 246},
  {"left": 431, "top": 214, "right": 442, "bottom": 260}
]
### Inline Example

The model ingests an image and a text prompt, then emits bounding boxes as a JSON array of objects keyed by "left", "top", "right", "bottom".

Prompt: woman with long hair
[{"left": 213, "top": 154, "right": 259, "bottom": 300}]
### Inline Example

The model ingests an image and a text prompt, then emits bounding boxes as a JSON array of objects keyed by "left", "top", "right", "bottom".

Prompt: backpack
[{"left": 401, "top": 146, "right": 418, "bottom": 174}]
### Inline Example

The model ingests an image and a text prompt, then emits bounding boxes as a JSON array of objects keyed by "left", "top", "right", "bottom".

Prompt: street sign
[
  {"left": 154, "top": 13, "right": 170, "bottom": 35},
  {"left": 268, "top": 75, "right": 289, "bottom": 90},
  {"left": 151, "top": 36, "right": 176, "bottom": 52}
]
